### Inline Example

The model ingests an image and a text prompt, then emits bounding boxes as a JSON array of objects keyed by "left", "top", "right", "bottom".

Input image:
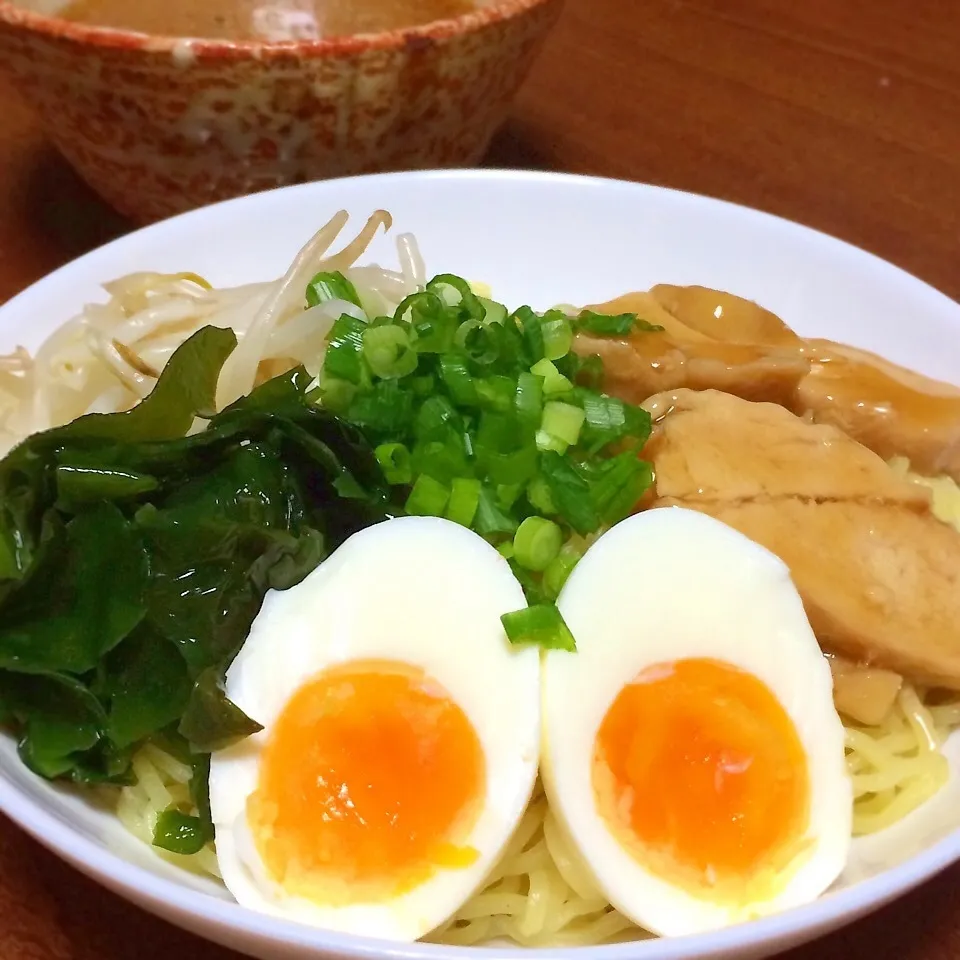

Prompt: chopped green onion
[
  {"left": 512, "top": 306, "right": 545, "bottom": 364},
  {"left": 413, "top": 314, "right": 458, "bottom": 354},
  {"left": 405, "top": 474, "right": 450, "bottom": 516},
  {"left": 316, "top": 376, "right": 357, "bottom": 413},
  {"left": 540, "top": 451, "right": 599, "bottom": 535},
  {"left": 514, "top": 372, "right": 543, "bottom": 425},
  {"left": 455, "top": 320, "right": 500, "bottom": 366},
  {"left": 526, "top": 475, "right": 556, "bottom": 514},
  {"left": 375, "top": 442, "right": 413, "bottom": 485},
  {"left": 153, "top": 809, "right": 211, "bottom": 856},
  {"left": 475, "top": 375, "right": 515, "bottom": 413},
  {"left": 573, "top": 353, "right": 605, "bottom": 390},
  {"left": 483, "top": 445, "right": 539, "bottom": 484},
  {"left": 497, "top": 315, "right": 529, "bottom": 370},
  {"left": 581, "top": 391, "right": 626, "bottom": 433},
  {"left": 496, "top": 483, "right": 523, "bottom": 508},
  {"left": 513, "top": 516, "right": 563, "bottom": 572},
  {"left": 446, "top": 477, "right": 482, "bottom": 527},
  {"left": 476, "top": 414, "right": 538, "bottom": 485},
  {"left": 416, "top": 395, "right": 462, "bottom": 441},
  {"left": 306, "top": 271, "right": 362, "bottom": 309},
  {"left": 543, "top": 542, "right": 582, "bottom": 597},
  {"left": 479, "top": 297, "right": 507, "bottom": 325},
  {"left": 530, "top": 358, "right": 573, "bottom": 396},
  {"left": 541, "top": 401, "right": 585, "bottom": 447},
  {"left": 575, "top": 310, "right": 666, "bottom": 336},
  {"left": 412, "top": 437, "right": 470, "bottom": 483},
  {"left": 540, "top": 312, "right": 574, "bottom": 361},
  {"left": 362, "top": 324, "right": 418, "bottom": 380},
  {"left": 396, "top": 290, "right": 443, "bottom": 326},
  {"left": 579, "top": 391, "right": 652, "bottom": 452},
  {"left": 427, "top": 274, "right": 485, "bottom": 321},
  {"left": 395, "top": 292, "right": 457, "bottom": 353},
  {"left": 439, "top": 354, "right": 477, "bottom": 406},
  {"left": 411, "top": 373, "right": 437, "bottom": 397},
  {"left": 323, "top": 314, "right": 368, "bottom": 385},
  {"left": 474, "top": 485, "right": 518, "bottom": 536},
  {"left": 309, "top": 273, "right": 655, "bottom": 618},
  {"left": 536, "top": 429, "right": 569, "bottom": 454},
  {"left": 346, "top": 380, "right": 414, "bottom": 436},
  {"left": 501, "top": 603, "right": 576, "bottom": 651},
  {"left": 576, "top": 310, "right": 639, "bottom": 336},
  {"left": 586, "top": 452, "right": 654, "bottom": 526}
]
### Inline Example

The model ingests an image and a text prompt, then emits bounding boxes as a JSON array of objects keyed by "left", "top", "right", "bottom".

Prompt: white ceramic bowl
[{"left": 1, "top": 169, "right": 959, "bottom": 960}]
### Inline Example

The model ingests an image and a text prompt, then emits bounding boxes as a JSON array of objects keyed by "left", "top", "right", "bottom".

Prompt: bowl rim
[
  {"left": 1, "top": 167, "right": 959, "bottom": 960},
  {"left": 0, "top": 0, "right": 556, "bottom": 57}
]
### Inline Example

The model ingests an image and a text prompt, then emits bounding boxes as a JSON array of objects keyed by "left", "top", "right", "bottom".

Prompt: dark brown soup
[{"left": 59, "top": 0, "right": 479, "bottom": 40}]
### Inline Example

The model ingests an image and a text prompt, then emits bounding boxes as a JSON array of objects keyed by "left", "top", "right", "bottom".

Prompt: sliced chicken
[
  {"left": 594, "top": 285, "right": 960, "bottom": 483},
  {"left": 574, "top": 331, "right": 809, "bottom": 409},
  {"left": 795, "top": 339, "right": 960, "bottom": 481},
  {"left": 576, "top": 291, "right": 808, "bottom": 408},
  {"left": 656, "top": 496, "right": 960, "bottom": 689},
  {"left": 642, "top": 389, "right": 960, "bottom": 689},
  {"left": 643, "top": 388, "right": 929, "bottom": 509},
  {"left": 649, "top": 284, "right": 801, "bottom": 348}
]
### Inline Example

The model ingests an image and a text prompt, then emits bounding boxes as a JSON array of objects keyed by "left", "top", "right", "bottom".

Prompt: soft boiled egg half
[
  {"left": 541, "top": 506, "right": 851, "bottom": 937},
  {"left": 208, "top": 516, "right": 540, "bottom": 941}
]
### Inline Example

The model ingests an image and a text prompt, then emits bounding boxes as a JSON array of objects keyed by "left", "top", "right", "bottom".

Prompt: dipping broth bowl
[{"left": 0, "top": 0, "right": 562, "bottom": 223}]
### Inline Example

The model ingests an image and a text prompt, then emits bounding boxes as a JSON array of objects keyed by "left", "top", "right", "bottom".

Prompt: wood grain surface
[{"left": 0, "top": 0, "right": 959, "bottom": 957}]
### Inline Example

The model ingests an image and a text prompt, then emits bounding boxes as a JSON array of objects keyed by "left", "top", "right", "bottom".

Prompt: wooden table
[{"left": 1, "top": 0, "right": 959, "bottom": 957}]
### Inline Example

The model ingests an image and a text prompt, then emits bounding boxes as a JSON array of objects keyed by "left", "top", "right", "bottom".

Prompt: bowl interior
[{"left": 1, "top": 169, "right": 960, "bottom": 960}]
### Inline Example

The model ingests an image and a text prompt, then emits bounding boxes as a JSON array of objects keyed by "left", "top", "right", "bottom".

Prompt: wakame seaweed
[{"left": 0, "top": 327, "right": 388, "bottom": 803}]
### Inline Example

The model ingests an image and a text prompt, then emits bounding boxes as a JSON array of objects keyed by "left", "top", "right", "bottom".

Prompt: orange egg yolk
[
  {"left": 247, "top": 660, "right": 485, "bottom": 902},
  {"left": 593, "top": 657, "right": 809, "bottom": 895}
]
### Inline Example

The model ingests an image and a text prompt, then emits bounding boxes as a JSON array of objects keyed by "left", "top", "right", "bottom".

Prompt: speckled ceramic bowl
[{"left": 0, "top": 0, "right": 562, "bottom": 223}]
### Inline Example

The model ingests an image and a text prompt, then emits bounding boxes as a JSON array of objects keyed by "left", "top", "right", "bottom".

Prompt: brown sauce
[
  {"left": 649, "top": 283, "right": 801, "bottom": 347},
  {"left": 59, "top": 0, "right": 478, "bottom": 40}
]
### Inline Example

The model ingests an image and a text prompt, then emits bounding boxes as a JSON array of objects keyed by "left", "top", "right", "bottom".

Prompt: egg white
[
  {"left": 208, "top": 516, "right": 541, "bottom": 941},
  {"left": 541, "top": 505, "right": 852, "bottom": 936}
]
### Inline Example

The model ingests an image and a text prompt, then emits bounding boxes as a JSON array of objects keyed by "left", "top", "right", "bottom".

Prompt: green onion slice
[
  {"left": 514, "top": 372, "right": 543, "bottom": 425},
  {"left": 375, "top": 442, "right": 413, "bottom": 485},
  {"left": 306, "top": 271, "right": 363, "bottom": 309},
  {"left": 501, "top": 603, "right": 576, "bottom": 651},
  {"left": 405, "top": 474, "right": 450, "bottom": 516},
  {"left": 446, "top": 477, "right": 482, "bottom": 527},
  {"left": 479, "top": 297, "right": 507, "bottom": 325},
  {"left": 540, "top": 311, "right": 574, "bottom": 361},
  {"left": 512, "top": 306, "right": 545, "bottom": 364},
  {"left": 363, "top": 324, "right": 418, "bottom": 380},
  {"left": 439, "top": 354, "right": 477, "bottom": 406},
  {"left": 455, "top": 320, "right": 500, "bottom": 366},
  {"left": 427, "top": 274, "right": 485, "bottom": 321},
  {"left": 541, "top": 401, "right": 585, "bottom": 447},
  {"left": 153, "top": 809, "right": 211, "bottom": 856},
  {"left": 543, "top": 541, "right": 583, "bottom": 598},
  {"left": 323, "top": 314, "right": 368, "bottom": 385},
  {"left": 530, "top": 358, "right": 573, "bottom": 396},
  {"left": 513, "top": 516, "right": 563, "bottom": 572},
  {"left": 576, "top": 310, "right": 665, "bottom": 336}
]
